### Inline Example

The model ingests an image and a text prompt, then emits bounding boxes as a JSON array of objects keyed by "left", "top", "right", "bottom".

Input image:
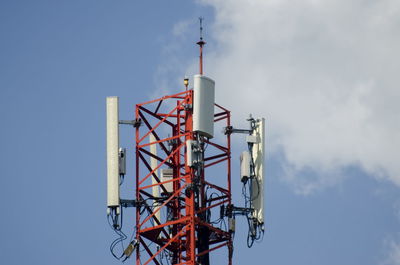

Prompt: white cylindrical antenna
[
  {"left": 193, "top": 75, "right": 215, "bottom": 138},
  {"left": 106, "top": 97, "right": 120, "bottom": 208}
]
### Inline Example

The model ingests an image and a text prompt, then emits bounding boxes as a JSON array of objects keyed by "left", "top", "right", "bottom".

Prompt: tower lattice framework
[{"left": 135, "top": 89, "right": 233, "bottom": 265}]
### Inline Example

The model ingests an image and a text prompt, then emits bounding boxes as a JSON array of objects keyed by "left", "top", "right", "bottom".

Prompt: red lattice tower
[{"left": 134, "top": 89, "right": 233, "bottom": 265}]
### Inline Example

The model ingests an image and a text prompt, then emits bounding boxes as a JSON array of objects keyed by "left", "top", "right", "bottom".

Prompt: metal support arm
[
  {"left": 224, "top": 126, "right": 252, "bottom": 135},
  {"left": 119, "top": 119, "right": 142, "bottom": 128},
  {"left": 120, "top": 199, "right": 137, "bottom": 208},
  {"left": 222, "top": 204, "right": 253, "bottom": 218}
]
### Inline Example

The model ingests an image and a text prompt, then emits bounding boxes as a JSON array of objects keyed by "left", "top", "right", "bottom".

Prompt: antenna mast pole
[{"left": 197, "top": 17, "right": 206, "bottom": 75}]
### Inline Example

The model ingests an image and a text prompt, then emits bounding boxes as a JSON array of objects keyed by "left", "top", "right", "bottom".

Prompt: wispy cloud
[
  {"left": 382, "top": 238, "right": 400, "bottom": 265},
  {"left": 152, "top": 19, "right": 198, "bottom": 99},
  {"left": 194, "top": 0, "right": 400, "bottom": 193},
  {"left": 172, "top": 20, "right": 194, "bottom": 38}
]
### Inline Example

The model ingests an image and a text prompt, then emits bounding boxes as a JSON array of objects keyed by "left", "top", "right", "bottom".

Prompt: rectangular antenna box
[
  {"left": 193, "top": 74, "right": 215, "bottom": 138},
  {"left": 186, "top": 140, "right": 194, "bottom": 167},
  {"left": 161, "top": 168, "right": 174, "bottom": 194},
  {"left": 240, "top": 151, "right": 251, "bottom": 182}
]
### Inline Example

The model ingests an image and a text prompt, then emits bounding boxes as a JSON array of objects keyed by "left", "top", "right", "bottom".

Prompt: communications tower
[{"left": 106, "top": 19, "right": 265, "bottom": 265}]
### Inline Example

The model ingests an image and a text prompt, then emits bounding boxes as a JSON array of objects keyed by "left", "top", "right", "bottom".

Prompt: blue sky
[{"left": 1, "top": 1, "right": 399, "bottom": 265}]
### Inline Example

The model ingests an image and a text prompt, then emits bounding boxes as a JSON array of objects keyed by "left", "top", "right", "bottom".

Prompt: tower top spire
[
  {"left": 199, "top": 17, "right": 204, "bottom": 41},
  {"left": 197, "top": 17, "right": 206, "bottom": 75}
]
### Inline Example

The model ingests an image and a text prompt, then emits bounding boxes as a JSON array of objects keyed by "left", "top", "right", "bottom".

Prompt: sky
[{"left": 0, "top": 0, "right": 399, "bottom": 265}]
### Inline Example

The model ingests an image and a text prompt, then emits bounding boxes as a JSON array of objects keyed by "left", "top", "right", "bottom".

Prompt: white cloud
[
  {"left": 172, "top": 20, "right": 193, "bottom": 38},
  {"left": 382, "top": 238, "right": 400, "bottom": 265},
  {"left": 192, "top": 0, "right": 400, "bottom": 193}
]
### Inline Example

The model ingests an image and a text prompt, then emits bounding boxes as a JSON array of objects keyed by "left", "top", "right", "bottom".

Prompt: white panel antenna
[
  {"left": 251, "top": 118, "right": 265, "bottom": 227},
  {"left": 150, "top": 134, "right": 161, "bottom": 221},
  {"left": 106, "top": 97, "right": 120, "bottom": 208}
]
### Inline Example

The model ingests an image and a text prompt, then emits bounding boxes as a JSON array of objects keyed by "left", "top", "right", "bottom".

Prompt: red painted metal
[
  {"left": 135, "top": 89, "right": 232, "bottom": 265},
  {"left": 197, "top": 41, "right": 205, "bottom": 75}
]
